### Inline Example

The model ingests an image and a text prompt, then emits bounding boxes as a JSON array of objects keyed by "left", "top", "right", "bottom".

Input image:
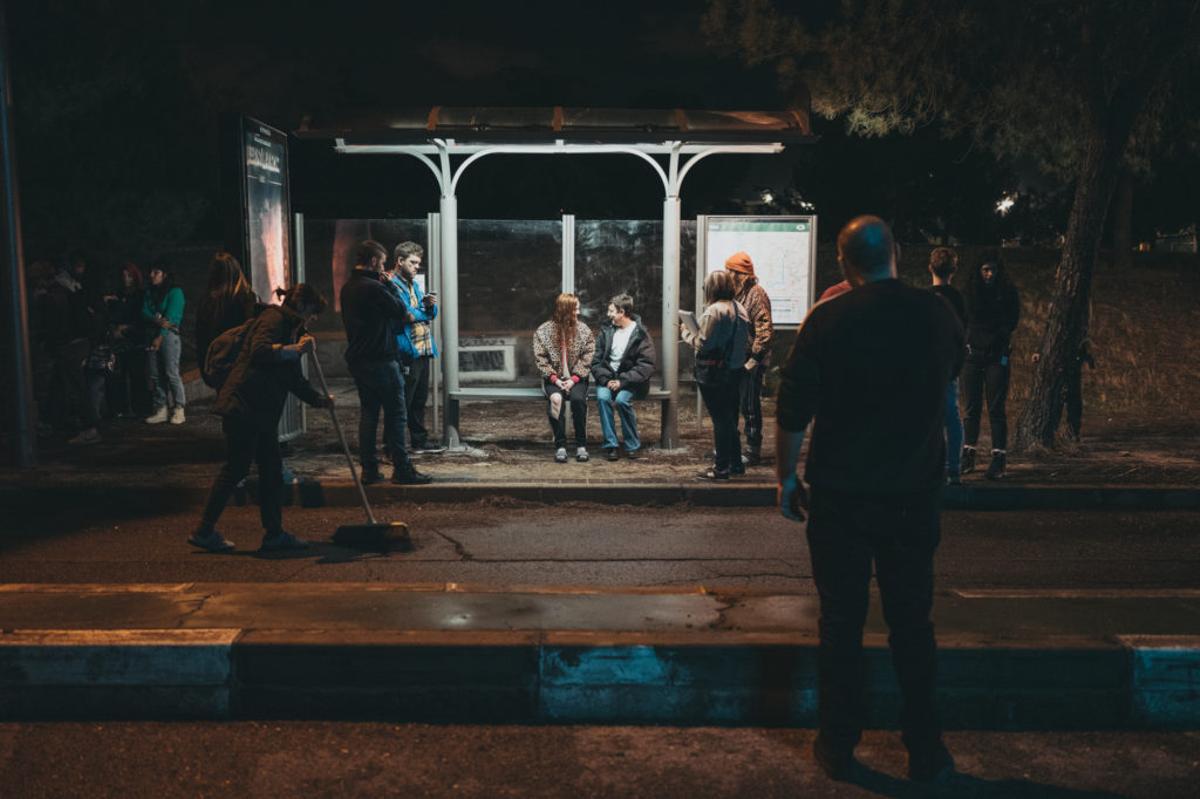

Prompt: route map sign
[{"left": 698, "top": 216, "right": 817, "bottom": 327}]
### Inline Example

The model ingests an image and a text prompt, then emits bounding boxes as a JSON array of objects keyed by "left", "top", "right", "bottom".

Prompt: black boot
[
  {"left": 961, "top": 446, "right": 976, "bottom": 474},
  {"left": 984, "top": 450, "right": 1007, "bottom": 480},
  {"left": 392, "top": 463, "right": 433, "bottom": 485}
]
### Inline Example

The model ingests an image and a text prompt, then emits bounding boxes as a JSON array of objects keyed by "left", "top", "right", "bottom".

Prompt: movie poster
[{"left": 244, "top": 123, "right": 291, "bottom": 304}]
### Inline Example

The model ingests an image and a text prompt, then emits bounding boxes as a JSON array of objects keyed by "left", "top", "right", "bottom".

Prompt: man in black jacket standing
[
  {"left": 961, "top": 249, "right": 1020, "bottom": 479},
  {"left": 776, "top": 216, "right": 963, "bottom": 784},
  {"left": 591, "top": 293, "right": 656, "bottom": 460},
  {"left": 340, "top": 240, "right": 431, "bottom": 485}
]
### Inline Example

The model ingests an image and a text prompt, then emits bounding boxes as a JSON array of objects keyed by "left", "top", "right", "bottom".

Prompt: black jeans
[
  {"left": 350, "top": 359, "right": 410, "bottom": 471},
  {"left": 49, "top": 338, "right": 97, "bottom": 430},
  {"left": 961, "top": 358, "right": 1010, "bottom": 451},
  {"left": 806, "top": 485, "right": 943, "bottom": 754},
  {"left": 699, "top": 370, "right": 743, "bottom": 474},
  {"left": 109, "top": 345, "right": 151, "bottom": 417},
  {"left": 199, "top": 415, "right": 284, "bottom": 535},
  {"left": 543, "top": 377, "right": 589, "bottom": 448},
  {"left": 739, "top": 363, "right": 766, "bottom": 451},
  {"left": 404, "top": 356, "right": 433, "bottom": 448}
]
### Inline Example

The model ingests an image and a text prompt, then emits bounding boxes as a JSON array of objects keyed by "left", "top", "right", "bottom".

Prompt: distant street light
[{"left": 996, "top": 191, "right": 1017, "bottom": 216}]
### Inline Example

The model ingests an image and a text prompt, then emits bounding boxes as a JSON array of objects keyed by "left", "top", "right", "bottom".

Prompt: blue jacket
[{"left": 389, "top": 273, "right": 439, "bottom": 362}]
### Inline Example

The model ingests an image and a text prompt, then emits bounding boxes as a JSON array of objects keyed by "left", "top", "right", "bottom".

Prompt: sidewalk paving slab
[{"left": 1, "top": 583, "right": 1199, "bottom": 727}]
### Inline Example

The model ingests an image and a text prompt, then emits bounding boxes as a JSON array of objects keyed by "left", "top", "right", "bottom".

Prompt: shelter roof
[{"left": 295, "top": 107, "right": 812, "bottom": 145}]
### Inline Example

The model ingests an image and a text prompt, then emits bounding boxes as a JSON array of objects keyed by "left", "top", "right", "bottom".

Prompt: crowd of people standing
[{"left": 28, "top": 252, "right": 192, "bottom": 445}]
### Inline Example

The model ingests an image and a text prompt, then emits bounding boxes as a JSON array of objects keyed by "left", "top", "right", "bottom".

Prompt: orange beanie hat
[{"left": 724, "top": 251, "right": 754, "bottom": 275}]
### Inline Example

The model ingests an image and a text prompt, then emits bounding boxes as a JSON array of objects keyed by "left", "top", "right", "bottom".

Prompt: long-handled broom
[{"left": 309, "top": 349, "right": 411, "bottom": 553}]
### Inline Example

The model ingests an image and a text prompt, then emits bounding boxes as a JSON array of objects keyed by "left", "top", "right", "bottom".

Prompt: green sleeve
[{"left": 163, "top": 288, "right": 185, "bottom": 327}]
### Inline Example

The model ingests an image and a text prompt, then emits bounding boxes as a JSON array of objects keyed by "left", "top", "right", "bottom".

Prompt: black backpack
[{"left": 202, "top": 318, "right": 256, "bottom": 389}]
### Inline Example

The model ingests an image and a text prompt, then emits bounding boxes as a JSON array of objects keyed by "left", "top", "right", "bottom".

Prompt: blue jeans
[
  {"left": 349, "top": 359, "right": 409, "bottom": 471},
  {"left": 596, "top": 385, "right": 640, "bottom": 452},
  {"left": 148, "top": 331, "right": 185, "bottom": 411},
  {"left": 944, "top": 379, "right": 963, "bottom": 476}
]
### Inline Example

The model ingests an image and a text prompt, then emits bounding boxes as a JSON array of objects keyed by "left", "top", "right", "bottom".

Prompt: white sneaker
[
  {"left": 145, "top": 407, "right": 169, "bottom": 424},
  {"left": 169, "top": 407, "right": 186, "bottom": 425}
]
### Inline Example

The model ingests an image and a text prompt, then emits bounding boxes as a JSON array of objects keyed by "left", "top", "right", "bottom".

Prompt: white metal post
[
  {"left": 439, "top": 194, "right": 461, "bottom": 447},
  {"left": 427, "top": 211, "right": 441, "bottom": 439},
  {"left": 661, "top": 194, "right": 681, "bottom": 449},
  {"left": 561, "top": 213, "right": 575, "bottom": 293}
]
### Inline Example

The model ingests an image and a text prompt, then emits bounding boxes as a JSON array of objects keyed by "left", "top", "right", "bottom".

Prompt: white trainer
[
  {"left": 169, "top": 407, "right": 186, "bottom": 425},
  {"left": 145, "top": 407, "right": 169, "bottom": 424}
]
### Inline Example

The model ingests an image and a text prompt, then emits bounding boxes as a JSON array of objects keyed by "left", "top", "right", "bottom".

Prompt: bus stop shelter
[{"left": 295, "top": 107, "right": 812, "bottom": 449}]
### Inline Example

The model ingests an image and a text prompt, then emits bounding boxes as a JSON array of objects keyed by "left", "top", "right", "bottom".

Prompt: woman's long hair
[
  {"left": 148, "top": 261, "right": 174, "bottom": 304},
  {"left": 120, "top": 261, "right": 143, "bottom": 292},
  {"left": 206, "top": 252, "right": 253, "bottom": 302},
  {"left": 704, "top": 270, "right": 737, "bottom": 305},
  {"left": 277, "top": 283, "right": 328, "bottom": 316},
  {"left": 551, "top": 292, "right": 579, "bottom": 346}
]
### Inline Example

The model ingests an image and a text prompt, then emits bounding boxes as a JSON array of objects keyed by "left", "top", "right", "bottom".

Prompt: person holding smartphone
[{"left": 389, "top": 241, "right": 445, "bottom": 455}]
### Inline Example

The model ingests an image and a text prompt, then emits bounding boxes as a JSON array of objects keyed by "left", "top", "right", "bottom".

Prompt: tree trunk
[{"left": 1013, "top": 123, "right": 1129, "bottom": 450}]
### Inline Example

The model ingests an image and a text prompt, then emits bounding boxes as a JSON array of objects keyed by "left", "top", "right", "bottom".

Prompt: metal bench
[{"left": 445, "top": 385, "right": 674, "bottom": 448}]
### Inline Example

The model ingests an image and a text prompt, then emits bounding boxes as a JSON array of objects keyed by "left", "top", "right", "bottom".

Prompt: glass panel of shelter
[
  {"left": 302, "top": 216, "right": 691, "bottom": 391},
  {"left": 457, "top": 219, "right": 562, "bottom": 388}
]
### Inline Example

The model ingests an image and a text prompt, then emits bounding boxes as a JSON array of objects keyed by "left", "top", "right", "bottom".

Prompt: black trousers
[
  {"left": 109, "top": 345, "right": 151, "bottom": 417},
  {"left": 351, "top": 359, "right": 410, "bottom": 471},
  {"left": 806, "top": 485, "right": 943, "bottom": 753},
  {"left": 543, "top": 377, "right": 588, "bottom": 448},
  {"left": 199, "top": 415, "right": 283, "bottom": 535},
  {"left": 699, "top": 371, "right": 743, "bottom": 474},
  {"left": 49, "top": 338, "right": 97, "bottom": 430},
  {"left": 961, "top": 359, "right": 1010, "bottom": 451},
  {"left": 739, "top": 363, "right": 766, "bottom": 451},
  {"left": 404, "top": 356, "right": 433, "bottom": 448}
]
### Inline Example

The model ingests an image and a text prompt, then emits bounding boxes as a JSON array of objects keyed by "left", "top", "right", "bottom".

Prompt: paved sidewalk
[
  {"left": 1, "top": 582, "right": 1198, "bottom": 726},
  {"left": 4, "top": 386, "right": 1199, "bottom": 510}
]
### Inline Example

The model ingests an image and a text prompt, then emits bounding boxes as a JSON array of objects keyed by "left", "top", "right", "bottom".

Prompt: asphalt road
[
  {"left": 3, "top": 502, "right": 1198, "bottom": 591},
  {"left": 1, "top": 723, "right": 1197, "bottom": 799}
]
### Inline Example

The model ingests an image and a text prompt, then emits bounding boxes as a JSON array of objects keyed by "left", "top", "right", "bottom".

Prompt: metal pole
[
  {"left": 427, "top": 211, "right": 441, "bottom": 440},
  {"left": 660, "top": 195, "right": 681, "bottom": 448},
  {"left": 561, "top": 213, "right": 575, "bottom": 293},
  {"left": 439, "top": 194, "right": 461, "bottom": 448},
  {"left": 0, "top": 5, "right": 34, "bottom": 467},
  {"left": 694, "top": 214, "right": 707, "bottom": 428}
]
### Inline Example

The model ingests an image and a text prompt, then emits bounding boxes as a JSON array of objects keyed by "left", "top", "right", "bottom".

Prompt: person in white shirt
[{"left": 590, "top": 293, "right": 656, "bottom": 461}]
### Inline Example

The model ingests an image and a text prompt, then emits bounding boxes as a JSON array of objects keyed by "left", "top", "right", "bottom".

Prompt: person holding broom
[{"left": 188, "top": 283, "right": 334, "bottom": 553}]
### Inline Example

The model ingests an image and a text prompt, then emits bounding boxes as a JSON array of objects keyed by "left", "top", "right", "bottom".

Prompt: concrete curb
[
  {"left": 3, "top": 480, "right": 1200, "bottom": 511},
  {"left": 2, "top": 628, "right": 1198, "bottom": 727}
]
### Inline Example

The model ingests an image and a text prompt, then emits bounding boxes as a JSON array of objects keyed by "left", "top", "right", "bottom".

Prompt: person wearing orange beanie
[{"left": 724, "top": 251, "right": 774, "bottom": 466}]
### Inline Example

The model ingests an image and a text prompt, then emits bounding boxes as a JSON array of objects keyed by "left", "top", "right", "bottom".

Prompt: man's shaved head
[{"left": 837, "top": 215, "right": 897, "bottom": 284}]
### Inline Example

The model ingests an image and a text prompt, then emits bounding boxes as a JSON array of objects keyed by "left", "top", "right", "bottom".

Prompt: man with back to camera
[
  {"left": 724, "top": 251, "right": 774, "bottom": 466},
  {"left": 388, "top": 240, "right": 445, "bottom": 455},
  {"left": 590, "top": 293, "right": 656, "bottom": 460},
  {"left": 340, "top": 239, "right": 432, "bottom": 486},
  {"left": 927, "top": 247, "right": 968, "bottom": 484},
  {"left": 775, "top": 216, "right": 963, "bottom": 784}
]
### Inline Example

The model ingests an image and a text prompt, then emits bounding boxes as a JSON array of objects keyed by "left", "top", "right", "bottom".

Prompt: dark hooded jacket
[
  {"left": 590, "top": 315, "right": 657, "bottom": 399},
  {"left": 214, "top": 303, "right": 323, "bottom": 430},
  {"left": 964, "top": 258, "right": 1020, "bottom": 363}
]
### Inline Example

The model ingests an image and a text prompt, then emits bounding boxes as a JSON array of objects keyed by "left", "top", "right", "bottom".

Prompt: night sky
[{"left": 6, "top": 0, "right": 1197, "bottom": 262}]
